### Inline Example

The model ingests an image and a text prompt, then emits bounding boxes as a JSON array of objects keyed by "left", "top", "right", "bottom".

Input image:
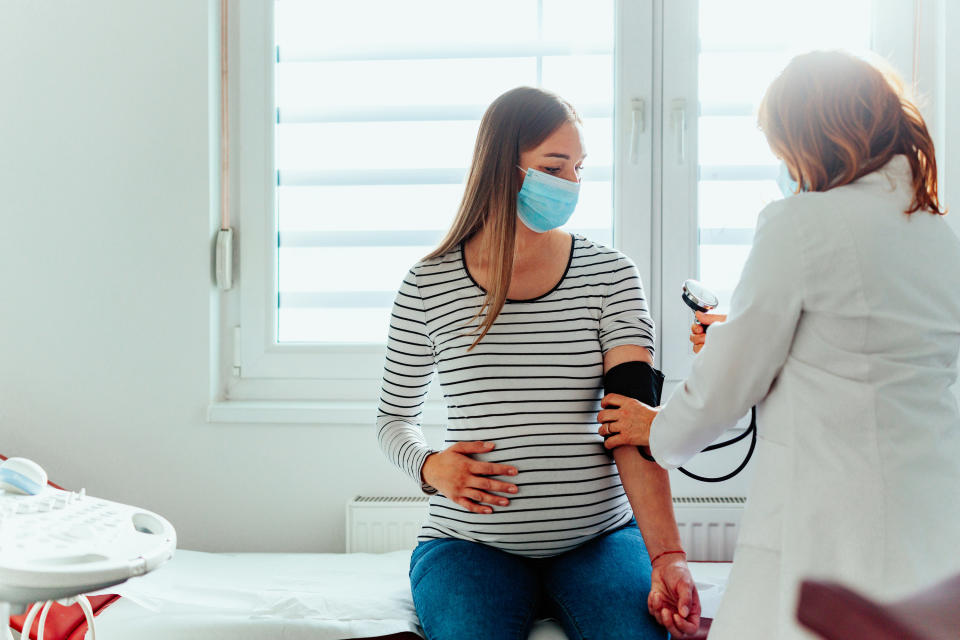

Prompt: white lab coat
[{"left": 650, "top": 155, "right": 960, "bottom": 640}]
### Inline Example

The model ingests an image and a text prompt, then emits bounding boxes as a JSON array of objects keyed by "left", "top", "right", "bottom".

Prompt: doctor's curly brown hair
[{"left": 759, "top": 50, "right": 943, "bottom": 215}]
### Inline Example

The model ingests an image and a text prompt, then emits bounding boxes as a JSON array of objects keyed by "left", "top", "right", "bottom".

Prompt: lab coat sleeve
[
  {"left": 650, "top": 201, "right": 804, "bottom": 468},
  {"left": 376, "top": 269, "right": 439, "bottom": 494}
]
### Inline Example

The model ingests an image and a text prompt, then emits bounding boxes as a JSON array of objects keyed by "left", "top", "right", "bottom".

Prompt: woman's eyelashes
[{"left": 541, "top": 165, "right": 584, "bottom": 174}]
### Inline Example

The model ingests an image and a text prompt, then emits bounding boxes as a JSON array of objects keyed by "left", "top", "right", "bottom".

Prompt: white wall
[
  {"left": 0, "top": 2, "right": 956, "bottom": 552},
  {"left": 0, "top": 0, "right": 421, "bottom": 553}
]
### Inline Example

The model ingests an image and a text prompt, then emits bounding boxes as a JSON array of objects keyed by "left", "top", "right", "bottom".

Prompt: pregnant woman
[{"left": 376, "top": 87, "right": 700, "bottom": 640}]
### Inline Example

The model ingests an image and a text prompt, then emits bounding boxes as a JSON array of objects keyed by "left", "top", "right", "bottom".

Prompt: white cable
[
  {"left": 17, "top": 596, "right": 97, "bottom": 640},
  {"left": 1, "top": 602, "right": 13, "bottom": 640},
  {"left": 220, "top": 0, "right": 230, "bottom": 231},
  {"left": 36, "top": 601, "right": 53, "bottom": 640},
  {"left": 20, "top": 602, "right": 43, "bottom": 640},
  {"left": 76, "top": 595, "right": 96, "bottom": 640}
]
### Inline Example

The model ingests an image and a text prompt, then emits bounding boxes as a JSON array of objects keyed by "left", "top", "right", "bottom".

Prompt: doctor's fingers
[
  {"left": 689, "top": 334, "right": 705, "bottom": 353},
  {"left": 600, "top": 392, "right": 635, "bottom": 409},
  {"left": 596, "top": 408, "right": 621, "bottom": 424},
  {"left": 602, "top": 433, "right": 632, "bottom": 449},
  {"left": 695, "top": 311, "right": 727, "bottom": 326}
]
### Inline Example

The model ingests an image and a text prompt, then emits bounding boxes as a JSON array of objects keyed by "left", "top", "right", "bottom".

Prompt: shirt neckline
[{"left": 460, "top": 233, "right": 577, "bottom": 303}]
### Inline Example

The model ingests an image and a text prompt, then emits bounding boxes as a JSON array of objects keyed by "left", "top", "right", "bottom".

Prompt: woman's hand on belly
[{"left": 421, "top": 441, "right": 519, "bottom": 514}]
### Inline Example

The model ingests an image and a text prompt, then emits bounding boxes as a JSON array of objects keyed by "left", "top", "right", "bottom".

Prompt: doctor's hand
[
  {"left": 597, "top": 394, "right": 660, "bottom": 449},
  {"left": 420, "top": 442, "right": 518, "bottom": 514},
  {"left": 690, "top": 311, "right": 727, "bottom": 353},
  {"left": 648, "top": 556, "right": 702, "bottom": 637}
]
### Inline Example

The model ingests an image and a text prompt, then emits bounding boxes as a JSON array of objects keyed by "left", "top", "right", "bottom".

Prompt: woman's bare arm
[{"left": 604, "top": 345, "right": 701, "bottom": 637}]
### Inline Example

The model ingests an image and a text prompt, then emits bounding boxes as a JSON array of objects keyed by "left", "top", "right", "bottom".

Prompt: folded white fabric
[
  {"left": 89, "top": 550, "right": 420, "bottom": 640},
  {"left": 88, "top": 550, "right": 729, "bottom": 640}
]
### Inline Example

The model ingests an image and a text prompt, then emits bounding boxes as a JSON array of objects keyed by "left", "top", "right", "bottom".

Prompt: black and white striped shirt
[{"left": 376, "top": 235, "right": 655, "bottom": 557}]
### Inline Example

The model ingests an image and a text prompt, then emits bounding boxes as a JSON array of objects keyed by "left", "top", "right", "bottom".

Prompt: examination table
[{"left": 12, "top": 549, "right": 727, "bottom": 639}]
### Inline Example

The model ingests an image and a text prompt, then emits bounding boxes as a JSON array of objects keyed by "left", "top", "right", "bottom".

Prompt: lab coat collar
[{"left": 853, "top": 154, "right": 912, "bottom": 190}]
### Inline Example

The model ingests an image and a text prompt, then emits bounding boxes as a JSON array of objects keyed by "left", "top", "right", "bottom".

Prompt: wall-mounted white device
[{"left": 216, "top": 227, "right": 234, "bottom": 290}]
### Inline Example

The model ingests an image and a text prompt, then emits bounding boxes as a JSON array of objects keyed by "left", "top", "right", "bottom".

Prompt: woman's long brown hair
[
  {"left": 425, "top": 87, "right": 580, "bottom": 349},
  {"left": 758, "top": 50, "right": 943, "bottom": 215}
]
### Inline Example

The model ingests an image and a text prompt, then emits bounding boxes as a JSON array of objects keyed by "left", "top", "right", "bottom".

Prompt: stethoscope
[{"left": 668, "top": 279, "right": 757, "bottom": 483}]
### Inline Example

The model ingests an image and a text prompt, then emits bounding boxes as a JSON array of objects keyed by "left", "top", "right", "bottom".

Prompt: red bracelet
[{"left": 650, "top": 549, "right": 686, "bottom": 565}]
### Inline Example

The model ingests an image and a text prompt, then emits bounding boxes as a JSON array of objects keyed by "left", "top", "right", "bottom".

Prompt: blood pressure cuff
[{"left": 602, "top": 361, "right": 664, "bottom": 459}]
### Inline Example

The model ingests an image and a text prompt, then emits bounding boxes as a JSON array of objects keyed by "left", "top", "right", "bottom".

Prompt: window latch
[
  {"left": 671, "top": 98, "right": 687, "bottom": 165},
  {"left": 629, "top": 98, "right": 645, "bottom": 165}
]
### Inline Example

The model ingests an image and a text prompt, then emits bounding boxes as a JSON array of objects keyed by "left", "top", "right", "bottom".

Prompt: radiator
[
  {"left": 672, "top": 496, "right": 745, "bottom": 561},
  {"left": 345, "top": 496, "right": 430, "bottom": 554},
  {"left": 346, "top": 495, "right": 745, "bottom": 561}
]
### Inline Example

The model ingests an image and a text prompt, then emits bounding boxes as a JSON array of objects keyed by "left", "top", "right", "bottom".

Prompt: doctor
[{"left": 598, "top": 51, "right": 960, "bottom": 639}]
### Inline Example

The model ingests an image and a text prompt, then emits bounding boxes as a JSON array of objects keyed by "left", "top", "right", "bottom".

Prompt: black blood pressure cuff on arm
[{"left": 602, "top": 361, "right": 665, "bottom": 460}]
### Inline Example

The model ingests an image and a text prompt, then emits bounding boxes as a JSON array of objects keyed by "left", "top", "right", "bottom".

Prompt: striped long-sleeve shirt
[{"left": 376, "top": 234, "right": 655, "bottom": 557}]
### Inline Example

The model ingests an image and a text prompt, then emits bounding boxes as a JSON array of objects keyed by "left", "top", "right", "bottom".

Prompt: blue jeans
[{"left": 409, "top": 520, "right": 666, "bottom": 640}]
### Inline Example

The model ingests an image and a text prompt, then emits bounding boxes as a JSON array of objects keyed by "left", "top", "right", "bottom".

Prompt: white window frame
[
  {"left": 215, "top": 0, "right": 946, "bottom": 419},
  {"left": 230, "top": 0, "right": 387, "bottom": 392},
  {"left": 215, "top": 0, "right": 655, "bottom": 416},
  {"left": 657, "top": 0, "right": 699, "bottom": 382}
]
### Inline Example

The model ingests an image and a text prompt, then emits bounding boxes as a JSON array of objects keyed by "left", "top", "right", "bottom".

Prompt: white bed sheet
[{"left": 89, "top": 550, "right": 729, "bottom": 640}]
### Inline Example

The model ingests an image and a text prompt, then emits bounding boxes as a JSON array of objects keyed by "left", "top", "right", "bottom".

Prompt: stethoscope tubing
[
  {"left": 663, "top": 287, "right": 758, "bottom": 482},
  {"left": 675, "top": 407, "right": 757, "bottom": 483}
]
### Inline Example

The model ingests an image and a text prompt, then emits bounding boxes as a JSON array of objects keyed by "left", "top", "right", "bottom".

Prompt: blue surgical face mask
[
  {"left": 777, "top": 162, "right": 801, "bottom": 198},
  {"left": 516, "top": 166, "right": 580, "bottom": 233}
]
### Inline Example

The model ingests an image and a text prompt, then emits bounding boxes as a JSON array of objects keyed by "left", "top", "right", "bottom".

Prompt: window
[
  {"left": 222, "top": 0, "right": 929, "bottom": 410},
  {"left": 228, "top": 0, "right": 650, "bottom": 398},
  {"left": 274, "top": 0, "right": 619, "bottom": 345},
  {"left": 658, "top": 0, "right": 889, "bottom": 378},
  {"left": 697, "top": 0, "right": 872, "bottom": 301}
]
